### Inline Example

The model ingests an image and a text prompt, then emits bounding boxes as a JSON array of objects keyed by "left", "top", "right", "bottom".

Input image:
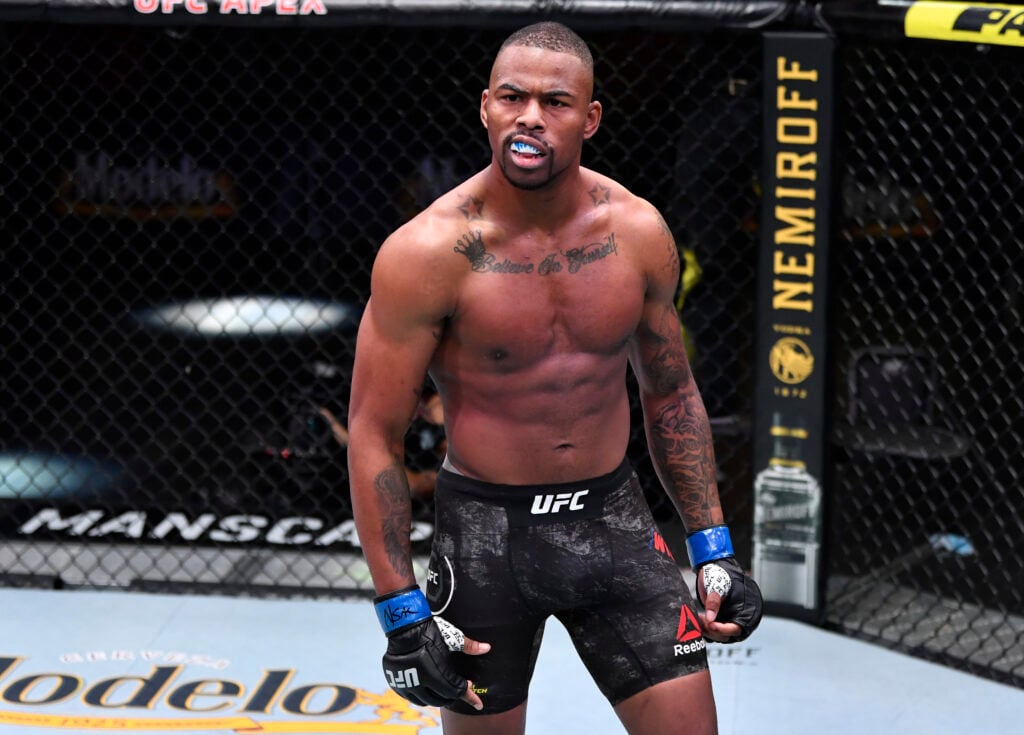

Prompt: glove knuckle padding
[
  {"left": 382, "top": 619, "right": 466, "bottom": 706},
  {"left": 713, "top": 557, "right": 764, "bottom": 643}
]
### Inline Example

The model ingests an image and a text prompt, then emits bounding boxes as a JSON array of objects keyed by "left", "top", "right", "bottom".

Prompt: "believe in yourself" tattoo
[{"left": 454, "top": 230, "right": 618, "bottom": 275}]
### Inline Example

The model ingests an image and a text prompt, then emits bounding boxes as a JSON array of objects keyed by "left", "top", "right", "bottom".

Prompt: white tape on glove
[
  {"left": 433, "top": 616, "right": 466, "bottom": 652},
  {"left": 702, "top": 563, "right": 733, "bottom": 598}
]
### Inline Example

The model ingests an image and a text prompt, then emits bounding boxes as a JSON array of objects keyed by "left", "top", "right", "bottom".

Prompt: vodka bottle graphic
[{"left": 753, "top": 412, "right": 822, "bottom": 608}]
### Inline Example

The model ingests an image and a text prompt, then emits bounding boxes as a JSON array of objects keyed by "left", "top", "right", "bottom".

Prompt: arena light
[
  {"left": 133, "top": 296, "right": 360, "bottom": 337},
  {"left": 0, "top": 452, "right": 122, "bottom": 500}
]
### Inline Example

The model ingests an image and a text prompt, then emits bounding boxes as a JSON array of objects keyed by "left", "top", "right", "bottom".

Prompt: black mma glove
[
  {"left": 687, "top": 525, "right": 764, "bottom": 643},
  {"left": 374, "top": 585, "right": 468, "bottom": 707},
  {"left": 698, "top": 555, "right": 763, "bottom": 642}
]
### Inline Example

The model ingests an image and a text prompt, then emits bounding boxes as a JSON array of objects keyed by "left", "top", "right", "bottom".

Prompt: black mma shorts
[{"left": 426, "top": 457, "right": 709, "bottom": 715}]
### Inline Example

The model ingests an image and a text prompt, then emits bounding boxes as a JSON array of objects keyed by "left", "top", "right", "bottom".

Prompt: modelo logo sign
[
  {"left": 55, "top": 152, "right": 239, "bottom": 220},
  {"left": 0, "top": 655, "right": 437, "bottom": 733}
]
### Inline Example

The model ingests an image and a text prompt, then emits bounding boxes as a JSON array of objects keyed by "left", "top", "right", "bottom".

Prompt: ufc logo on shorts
[
  {"left": 531, "top": 489, "right": 589, "bottom": 515},
  {"left": 385, "top": 666, "right": 420, "bottom": 689}
]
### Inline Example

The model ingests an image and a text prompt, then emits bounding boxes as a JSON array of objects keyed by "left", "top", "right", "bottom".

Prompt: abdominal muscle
[{"left": 431, "top": 351, "right": 634, "bottom": 485}]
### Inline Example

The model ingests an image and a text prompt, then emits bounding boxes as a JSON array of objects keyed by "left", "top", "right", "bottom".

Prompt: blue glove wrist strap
[
  {"left": 374, "top": 586, "right": 432, "bottom": 635},
  {"left": 686, "top": 525, "right": 734, "bottom": 567}
]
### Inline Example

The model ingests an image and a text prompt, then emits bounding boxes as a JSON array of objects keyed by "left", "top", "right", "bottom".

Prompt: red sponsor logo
[
  {"left": 650, "top": 529, "right": 675, "bottom": 560},
  {"left": 676, "top": 605, "right": 702, "bottom": 644}
]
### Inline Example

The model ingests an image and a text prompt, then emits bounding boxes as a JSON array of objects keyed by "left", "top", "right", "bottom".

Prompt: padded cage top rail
[
  {"left": 5, "top": 0, "right": 1024, "bottom": 48},
  {"left": 0, "top": 0, "right": 792, "bottom": 28}
]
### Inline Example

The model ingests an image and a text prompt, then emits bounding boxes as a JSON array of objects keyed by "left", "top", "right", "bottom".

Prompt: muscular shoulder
[
  {"left": 587, "top": 171, "right": 671, "bottom": 235},
  {"left": 370, "top": 181, "right": 488, "bottom": 320},
  {"left": 587, "top": 171, "right": 680, "bottom": 293}
]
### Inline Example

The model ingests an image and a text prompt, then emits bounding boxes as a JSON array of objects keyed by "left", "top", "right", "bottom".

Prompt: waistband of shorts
[{"left": 435, "top": 456, "right": 634, "bottom": 505}]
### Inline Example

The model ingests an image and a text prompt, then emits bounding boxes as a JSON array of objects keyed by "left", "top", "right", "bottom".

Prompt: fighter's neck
[{"left": 481, "top": 164, "right": 591, "bottom": 231}]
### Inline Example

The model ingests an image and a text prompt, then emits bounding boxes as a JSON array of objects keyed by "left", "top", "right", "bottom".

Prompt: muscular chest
[{"left": 442, "top": 230, "right": 646, "bottom": 367}]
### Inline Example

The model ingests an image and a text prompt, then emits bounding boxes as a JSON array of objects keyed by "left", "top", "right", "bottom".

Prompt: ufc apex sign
[
  {"left": 132, "top": 0, "right": 327, "bottom": 14},
  {"left": 530, "top": 490, "right": 589, "bottom": 515}
]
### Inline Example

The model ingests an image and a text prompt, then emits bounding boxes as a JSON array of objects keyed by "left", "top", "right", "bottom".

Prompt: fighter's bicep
[
  {"left": 630, "top": 300, "right": 693, "bottom": 398},
  {"left": 350, "top": 298, "right": 441, "bottom": 434},
  {"left": 629, "top": 208, "right": 691, "bottom": 397}
]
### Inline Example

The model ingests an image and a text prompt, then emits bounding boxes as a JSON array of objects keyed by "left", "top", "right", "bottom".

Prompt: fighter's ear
[
  {"left": 583, "top": 99, "right": 602, "bottom": 140},
  {"left": 480, "top": 89, "right": 489, "bottom": 129}
]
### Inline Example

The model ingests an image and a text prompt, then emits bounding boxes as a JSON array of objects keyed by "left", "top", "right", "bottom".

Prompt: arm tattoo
[
  {"left": 639, "top": 317, "right": 690, "bottom": 395},
  {"left": 641, "top": 307, "right": 716, "bottom": 529},
  {"left": 655, "top": 211, "right": 673, "bottom": 238},
  {"left": 374, "top": 462, "right": 415, "bottom": 580},
  {"left": 655, "top": 212, "right": 680, "bottom": 276},
  {"left": 650, "top": 398, "right": 718, "bottom": 530}
]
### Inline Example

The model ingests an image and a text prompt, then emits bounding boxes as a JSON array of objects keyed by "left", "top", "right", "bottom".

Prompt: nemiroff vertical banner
[{"left": 752, "top": 32, "right": 834, "bottom": 621}]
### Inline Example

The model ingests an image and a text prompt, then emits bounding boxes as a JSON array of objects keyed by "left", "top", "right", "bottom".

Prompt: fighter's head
[
  {"left": 494, "top": 22, "right": 595, "bottom": 99},
  {"left": 481, "top": 23, "right": 601, "bottom": 190}
]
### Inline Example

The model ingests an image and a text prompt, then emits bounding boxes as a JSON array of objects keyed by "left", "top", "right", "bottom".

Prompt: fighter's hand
[
  {"left": 382, "top": 615, "right": 490, "bottom": 710},
  {"left": 696, "top": 557, "right": 764, "bottom": 643}
]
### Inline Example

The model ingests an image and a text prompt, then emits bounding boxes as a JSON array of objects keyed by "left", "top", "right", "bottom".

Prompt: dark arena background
[{"left": 1, "top": 0, "right": 1021, "bottom": 690}]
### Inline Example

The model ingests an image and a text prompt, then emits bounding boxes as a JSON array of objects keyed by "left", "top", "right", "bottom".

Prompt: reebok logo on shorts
[
  {"left": 677, "top": 605, "right": 702, "bottom": 643},
  {"left": 674, "top": 605, "right": 706, "bottom": 656}
]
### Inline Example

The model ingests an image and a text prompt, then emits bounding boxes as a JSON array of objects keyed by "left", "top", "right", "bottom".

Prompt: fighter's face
[{"left": 481, "top": 46, "right": 601, "bottom": 191}]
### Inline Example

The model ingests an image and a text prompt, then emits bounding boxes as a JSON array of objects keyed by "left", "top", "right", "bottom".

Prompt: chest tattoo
[{"left": 454, "top": 231, "right": 619, "bottom": 276}]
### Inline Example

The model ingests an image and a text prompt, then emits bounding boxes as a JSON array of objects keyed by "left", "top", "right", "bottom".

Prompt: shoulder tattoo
[
  {"left": 457, "top": 195, "right": 484, "bottom": 222},
  {"left": 655, "top": 212, "right": 680, "bottom": 274},
  {"left": 588, "top": 182, "right": 611, "bottom": 206}
]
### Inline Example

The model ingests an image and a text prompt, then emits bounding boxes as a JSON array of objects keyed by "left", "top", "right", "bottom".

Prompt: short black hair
[{"left": 498, "top": 22, "right": 593, "bottom": 74}]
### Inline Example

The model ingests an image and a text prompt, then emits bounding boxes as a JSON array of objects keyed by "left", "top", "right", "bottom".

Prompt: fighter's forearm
[
  {"left": 645, "top": 390, "right": 724, "bottom": 533},
  {"left": 351, "top": 455, "right": 418, "bottom": 593}
]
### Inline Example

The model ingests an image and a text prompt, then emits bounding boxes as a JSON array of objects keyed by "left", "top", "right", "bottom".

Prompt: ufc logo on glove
[{"left": 385, "top": 667, "right": 421, "bottom": 689}]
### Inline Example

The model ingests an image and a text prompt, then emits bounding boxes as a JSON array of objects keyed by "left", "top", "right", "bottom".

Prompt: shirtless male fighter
[{"left": 347, "top": 21, "right": 762, "bottom": 735}]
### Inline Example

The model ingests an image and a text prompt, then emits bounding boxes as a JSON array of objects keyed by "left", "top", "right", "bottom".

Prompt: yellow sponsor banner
[
  {"left": 0, "top": 711, "right": 424, "bottom": 734},
  {"left": 906, "top": 2, "right": 1024, "bottom": 46}
]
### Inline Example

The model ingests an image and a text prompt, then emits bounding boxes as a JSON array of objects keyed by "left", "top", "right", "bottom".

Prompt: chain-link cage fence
[
  {"left": 0, "top": 21, "right": 761, "bottom": 591},
  {"left": 827, "top": 37, "right": 1024, "bottom": 686},
  {"left": 1, "top": 2, "right": 1022, "bottom": 689}
]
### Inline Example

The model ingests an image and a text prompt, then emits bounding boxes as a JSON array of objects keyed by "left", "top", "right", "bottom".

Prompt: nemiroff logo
[
  {"left": 0, "top": 654, "right": 438, "bottom": 732},
  {"left": 55, "top": 152, "right": 239, "bottom": 221}
]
